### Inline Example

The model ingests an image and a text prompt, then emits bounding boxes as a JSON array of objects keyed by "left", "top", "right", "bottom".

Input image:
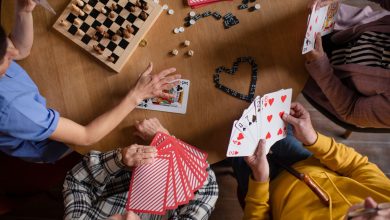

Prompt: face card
[
  {"left": 136, "top": 80, "right": 190, "bottom": 114},
  {"left": 227, "top": 120, "right": 257, "bottom": 157},
  {"left": 260, "top": 89, "right": 292, "bottom": 153},
  {"left": 302, "top": 5, "right": 328, "bottom": 54},
  {"left": 126, "top": 157, "right": 170, "bottom": 215},
  {"left": 254, "top": 96, "right": 262, "bottom": 141},
  {"left": 321, "top": 2, "right": 339, "bottom": 36},
  {"left": 235, "top": 104, "right": 259, "bottom": 143}
]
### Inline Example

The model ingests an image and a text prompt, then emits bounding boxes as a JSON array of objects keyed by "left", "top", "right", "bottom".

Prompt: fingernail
[{"left": 282, "top": 114, "right": 287, "bottom": 119}]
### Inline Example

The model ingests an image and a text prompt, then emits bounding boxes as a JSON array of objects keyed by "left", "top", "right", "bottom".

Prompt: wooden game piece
[
  {"left": 143, "top": 5, "right": 149, "bottom": 10},
  {"left": 168, "top": 9, "right": 174, "bottom": 15},
  {"left": 79, "top": 9, "right": 85, "bottom": 16},
  {"left": 171, "top": 49, "right": 178, "bottom": 56},
  {"left": 109, "top": 11, "right": 115, "bottom": 18},
  {"left": 74, "top": 18, "right": 81, "bottom": 25},
  {"left": 129, "top": 6, "right": 136, "bottom": 12},
  {"left": 140, "top": 11, "right": 148, "bottom": 20},
  {"left": 112, "top": 34, "right": 119, "bottom": 41},
  {"left": 71, "top": 4, "right": 79, "bottom": 13},
  {"left": 136, "top": 0, "right": 142, "bottom": 7},
  {"left": 93, "top": 45, "right": 103, "bottom": 54},
  {"left": 111, "top": 3, "right": 117, "bottom": 10},
  {"left": 107, "top": 56, "right": 115, "bottom": 62},
  {"left": 187, "top": 50, "right": 194, "bottom": 56},
  {"left": 123, "top": 30, "right": 131, "bottom": 38},
  {"left": 92, "top": 34, "right": 98, "bottom": 40},
  {"left": 85, "top": 4, "right": 92, "bottom": 12},
  {"left": 126, "top": 24, "right": 134, "bottom": 34},
  {"left": 60, "top": 19, "right": 68, "bottom": 27},
  {"left": 116, "top": 29, "right": 123, "bottom": 36},
  {"left": 77, "top": 29, "right": 84, "bottom": 36},
  {"left": 100, "top": 7, "right": 107, "bottom": 14},
  {"left": 184, "top": 40, "right": 190, "bottom": 47},
  {"left": 139, "top": 39, "right": 147, "bottom": 47},
  {"left": 103, "top": 32, "right": 110, "bottom": 38},
  {"left": 76, "top": 0, "right": 84, "bottom": 7},
  {"left": 96, "top": 25, "right": 104, "bottom": 34}
]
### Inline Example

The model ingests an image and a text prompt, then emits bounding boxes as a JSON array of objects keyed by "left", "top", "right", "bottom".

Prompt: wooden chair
[{"left": 302, "top": 92, "right": 390, "bottom": 138}]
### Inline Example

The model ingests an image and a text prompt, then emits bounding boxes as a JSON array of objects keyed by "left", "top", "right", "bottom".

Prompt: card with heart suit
[
  {"left": 137, "top": 80, "right": 190, "bottom": 114},
  {"left": 226, "top": 89, "right": 292, "bottom": 157},
  {"left": 126, "top": 132, "right": 208, "bottom": 215},
  {"left": 302, "top": 2, "right": 339, "bottom": 54}
]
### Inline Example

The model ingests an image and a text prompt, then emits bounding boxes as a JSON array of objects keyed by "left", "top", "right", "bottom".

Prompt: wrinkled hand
[
  {"left": 134, "top": 118, "right": 170, "bottom": 142},
  {"left": 307, "top": 0, "right": 337, "bottom": 11},
  {"left": 15, "top": 0, "right": 37, "bottom": 13},
  {"left": 305, "top": 33, "right": 326, "bottom": 63},
  {"left": 282, "top": 102, "right": 318, "bottom": 146},
  {"left": 244, "top": 140, "right": 269, "bottom": 182},
  {"left": 121, "top": 144, "right": 157, "bottom": 168},
  {"left": 107, "top": 211, "right": 141, "bottom": 220},
  {"left": 130, "top": 63, "right": 181, "bottom": 104}
]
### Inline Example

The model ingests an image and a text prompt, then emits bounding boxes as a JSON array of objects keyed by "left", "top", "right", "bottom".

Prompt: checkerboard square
[
  {"left": 80, "top": 23, "right": 90, "bottom": 32},
  {"left": 115, "top": 16, "right": 125, "bottom": 26},
  {"left": 118, "top": 39, "right": 129, "bottom": 49},
  {"left": 106, "top": 41, "right": 117, "bottom": 51},
  {"left": 87, "top": 0, "right": 98, "bottom": 7},
  {"left": 81, "top": 34, "right": 92, "bottom": 44},
  {"left": 103, "top": 18, "right": 114, "bottom": 28},
  {"left": 91, "top": 20, "right": 102, "bottom": 28},
  {"left": 66, "top": 13, "right": 77, "bottom": 23},
  {"left": 127, "top": 13, "right": 137, "bottom": 23},
  {"left": 90, "top": 8, "right": 100, "bottom": 18},
  {"left": 68, "top": 25, "right": 78, "bottom": 35}
]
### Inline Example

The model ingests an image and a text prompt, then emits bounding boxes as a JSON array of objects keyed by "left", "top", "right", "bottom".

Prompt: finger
[
  {"left": 156, "top": 68, "right": 177, "bottom": 78},
  {"left": 159, "top": 91, "right": 175, "bottom": 99},
  {"left": 282, "top": 113, "right": 300, "bottom": 126},
  {"left": 140, "top": 145, "right": 157, "bottom": 153},
  {"left": 159, "top": 74, "right": 182, "bottom": 85},
  {"left": 133, "top": 131, "right": 146, "bottom": 140},
  {"left": 314, "top": 33, "right": 323, "bottom": 51},
  {"left": 254, "top": 139, "right": 267, "bottom": 158},
  {"left": 142, "top": 158, "right": 155, "bottom": 165},
  {"left": 364, "top": 197, "right": 377, "bottom": 209},
  {"left": 160, "top": 83, "right": 176, "bottom": 91},
  {"left": 141, "top": 62, "right": 153, "bottom": 77},
  {"left": 140, "top": 152, "right": 157, "bottom": 159}
]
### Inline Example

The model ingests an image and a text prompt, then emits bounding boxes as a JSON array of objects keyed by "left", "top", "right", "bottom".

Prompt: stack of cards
[
  {"left": 137, "top": 79, "right": 190, "bottom": 114},
  {"left": 126, "top": 132, "right": 208, "bottom": 215},
  {"left": 302, "top": 2, "right": 340, "bottom": 54},
  {"left": 187, "top": 0, "right": 232, "bottom": 9},
  {"left": 227, "top": 89, "right": 292, "bottom": 157}
]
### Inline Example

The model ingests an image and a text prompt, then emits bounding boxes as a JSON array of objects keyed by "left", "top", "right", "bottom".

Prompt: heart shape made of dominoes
[{"left": 213, "top": 57, "right": 258, "bottom": 103}]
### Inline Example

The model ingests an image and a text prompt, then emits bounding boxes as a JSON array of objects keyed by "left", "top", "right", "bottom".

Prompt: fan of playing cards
[
  {"left": 227, "top": 89, "right": 292, "bottom": 157},
  {"left": 126, "top": 132, "right": 208, "bottom": 215}
]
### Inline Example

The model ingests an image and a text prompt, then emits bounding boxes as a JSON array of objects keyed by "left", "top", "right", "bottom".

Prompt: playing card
[
  {"left": 137, "top": 80, "right": 190, "bottom": 114},
  {"left": 321, "top": 2, "right": 339, "bottom": 36},
  {"left": 302, "top": 5, "right": 329, "bottom": 54},
  {"left": 227, "top": 120, "right": 258, "bottom": 157},
  {"left": 165, "top": 157, "right": 177, "bottom": 210},
  {"left": 235, "top": 104, "right": 258, "bottom": 143},
  {"left": 260, "top": 89, "right": 292, "bottom": 153},
  {"left": 127, "top": 157, "right": 170, "bottom": 215}
]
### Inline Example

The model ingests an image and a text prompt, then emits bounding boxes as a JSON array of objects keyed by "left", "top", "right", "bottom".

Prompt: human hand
[
  {"left": 282, "top": 102, "right": 318, "bottom": 146},
  {"left": 345, "top": 197, "right": 390, "bottom": 220},
  {"left": 307, "top": 0, "right": 337, "bottom": 11},
  {"left": 129, "top": 63, "right": 181, "bottom": 104},
  {"left": 15, "top": 0, "right": 37, "bottom": 13},
  {"left": 244, "top": 140, "right": 269, "bottom": 182},
  {"left": 107, "top": 211, "right": 141, "bottom": 220},
  {"left": 134, "top": 118, "right": 170, "bottom": 142},
  {"left": 305, "top": 33, "right": 326, "bottom": 63},
  {"left": 121, "top": 144, "right": 157, "bottom": 168}
]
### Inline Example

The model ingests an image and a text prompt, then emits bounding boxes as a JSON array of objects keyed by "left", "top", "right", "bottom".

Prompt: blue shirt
[{"left": 0, "top": 61, "right": 68, "bottom": 163}]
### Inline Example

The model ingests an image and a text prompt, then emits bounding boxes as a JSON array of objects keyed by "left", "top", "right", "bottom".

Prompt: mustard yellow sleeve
[
  {"left": 243, "top": 178, "right": 270, "bottom": 220},
  {"left": 305, "top": 133, "right": 390, "bottom": 187}
]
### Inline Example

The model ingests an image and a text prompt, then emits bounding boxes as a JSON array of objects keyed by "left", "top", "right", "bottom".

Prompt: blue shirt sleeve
[{"left": 0, "top": 93, "right": 60, "bottom": 142}]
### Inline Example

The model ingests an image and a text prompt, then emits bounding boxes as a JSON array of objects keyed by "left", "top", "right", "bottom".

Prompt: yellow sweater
[{"left": 244, "top": 133, "right": 390, "bottom": 220}]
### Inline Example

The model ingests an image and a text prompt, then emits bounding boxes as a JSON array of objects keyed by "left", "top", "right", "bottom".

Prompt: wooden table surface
[{"left": 1, "top": 0, "right": 309, "bottom": 163}]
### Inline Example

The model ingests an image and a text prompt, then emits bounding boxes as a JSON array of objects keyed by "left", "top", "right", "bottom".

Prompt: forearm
[
  {"left": 10, "top": 10, "right": 33, "bottom": 59},
  {"left": 305, "top": 133, "right": 389, "bottom": 181},
  {"left": 243, "top": 178, "right": 270, "bottom": 220}
]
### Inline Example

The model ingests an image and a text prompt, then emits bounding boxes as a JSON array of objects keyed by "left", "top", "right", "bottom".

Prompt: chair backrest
[{"left": 302, "top": 92, "right": 390, "bottom": 133}]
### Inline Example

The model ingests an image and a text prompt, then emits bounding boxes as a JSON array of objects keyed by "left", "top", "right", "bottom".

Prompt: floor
[{"left": 1, "top": 94, "right": 387, "bottom": 220}]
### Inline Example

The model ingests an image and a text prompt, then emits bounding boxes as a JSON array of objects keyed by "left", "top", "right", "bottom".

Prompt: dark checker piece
[
  {"left": 103, "top": 18, "right": 114, "bottom": 28},
  {"left": 118, "top": 39, "right": 129, "bottom": 49},
  {"left": 68, "top": 25, "right": 78, "bottom": 35},
  {"left": 91, "top": 20, "right": 102, "bottom": 29},
  {"left": 81, "top": 34, "right": 92, "bottom": 45},
  {"left": 80, "top": 23, "right": 90, "bottom": 32},
  {"left": 115, "top": 16, "right": 126, "bottom": 26},
  {"left": 106, "top": 41, "right": 117, "bottom": 51},
  {"left": 110, "top": 53, "right": 119, "bottom": 63},
  {"left": 127, "top": 13, "right": 137, "bottom": 23},
  {"left": 89, "top": 8, "right": 100, "bottom": 18},
  {"left": 87, "top": 0, "right": 98, "bottom": 7},
  {"left": 66, "top": 13, "right": 77, "bottom": 23}
]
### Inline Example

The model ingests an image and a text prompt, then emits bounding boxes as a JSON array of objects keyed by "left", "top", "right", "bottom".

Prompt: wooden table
[{"left": 1, "top": 0, "right": 309, "bottom": 163}]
